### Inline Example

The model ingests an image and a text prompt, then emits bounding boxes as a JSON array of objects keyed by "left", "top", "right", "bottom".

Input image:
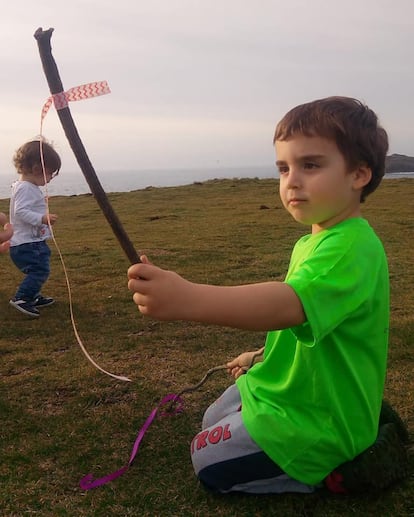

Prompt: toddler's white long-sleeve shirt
[{"left": 9, "top": 180, "right": 51, "bottom": 246}]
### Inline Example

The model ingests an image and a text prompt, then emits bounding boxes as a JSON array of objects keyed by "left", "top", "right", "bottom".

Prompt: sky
[{"left": 1, "top": 0, "right": 413, "bottom": 180}]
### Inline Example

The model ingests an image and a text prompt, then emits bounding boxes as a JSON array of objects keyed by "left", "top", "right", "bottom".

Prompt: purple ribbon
[{"left": 79, "top": 393, "right": 183, "bottom": 490}]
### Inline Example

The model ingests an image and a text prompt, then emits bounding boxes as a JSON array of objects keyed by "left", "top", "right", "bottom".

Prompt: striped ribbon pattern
[{"left": 41, "top": 81, "right": 111, "bottom": 119}]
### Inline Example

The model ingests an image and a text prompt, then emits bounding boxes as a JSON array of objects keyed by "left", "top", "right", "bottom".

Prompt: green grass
[{"left": 0, "top": 178, "right": 413, "bottom": 516}]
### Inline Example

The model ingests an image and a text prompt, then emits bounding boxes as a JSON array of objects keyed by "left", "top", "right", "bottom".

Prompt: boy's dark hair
[
  {"left": 13, "top": 140, "right": 61, "bottom": 175},
  {"left": 273, "top": 96, "right": 389, "bottom": 201}
]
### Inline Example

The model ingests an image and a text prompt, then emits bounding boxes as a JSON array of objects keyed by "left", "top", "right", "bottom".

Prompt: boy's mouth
[{"left": 288, "top": 198, "right": 307, "bottom": 205}]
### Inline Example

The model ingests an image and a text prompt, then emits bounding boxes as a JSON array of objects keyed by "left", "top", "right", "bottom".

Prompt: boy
[
  {"left": 9, "top": 140, "right": 61, "bottom": 318},
  {"left": 127, "top": 97, "right": 408, "bottom": 494}
]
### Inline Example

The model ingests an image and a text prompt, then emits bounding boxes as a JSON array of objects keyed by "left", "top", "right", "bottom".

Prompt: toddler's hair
[
  {"left": 13, "top": 140, "right": 61, "bottom": 175},
  {"left": 274, "top": 96, "right": 389, "bottom": 201}
]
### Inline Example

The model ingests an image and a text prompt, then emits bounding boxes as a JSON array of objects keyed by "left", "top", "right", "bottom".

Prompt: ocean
[{"left": 0, "top": 166, "right": 413, "bottom": 199}]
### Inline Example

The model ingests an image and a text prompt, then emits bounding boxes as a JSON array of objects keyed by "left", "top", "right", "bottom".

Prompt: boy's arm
[{"left": 128, "top": 260, "right": 306, "bottom": 331}]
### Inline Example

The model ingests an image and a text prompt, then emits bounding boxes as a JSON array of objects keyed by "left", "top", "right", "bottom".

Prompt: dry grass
[{"left": 0, "top": 177, "right": 413, "bottom": 516}]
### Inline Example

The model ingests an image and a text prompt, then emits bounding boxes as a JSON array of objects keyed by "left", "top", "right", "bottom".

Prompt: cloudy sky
[{"left": 1, "top": 0, "right": 413, "bottom": 179}]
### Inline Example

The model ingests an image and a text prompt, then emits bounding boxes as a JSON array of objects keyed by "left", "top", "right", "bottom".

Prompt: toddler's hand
[{"left": 43, "top": 213, "right": 58, "bottom": 225}]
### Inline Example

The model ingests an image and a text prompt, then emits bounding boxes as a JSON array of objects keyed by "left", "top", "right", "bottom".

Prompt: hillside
[{"left": 385, "top": 153, "right": 414, "bottom": 173}]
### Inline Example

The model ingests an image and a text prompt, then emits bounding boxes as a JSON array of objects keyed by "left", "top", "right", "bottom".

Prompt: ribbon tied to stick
[{"left": 41, "top": 80, "right": 111, "bottom": 120}]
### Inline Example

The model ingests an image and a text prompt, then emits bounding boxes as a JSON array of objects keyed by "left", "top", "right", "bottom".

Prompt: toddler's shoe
[
  {"left": 34, "top": 295, "right": 55, "bottom": 307},
  {"left": 9, "top": 298, "right": 40, "bottom": 318}
]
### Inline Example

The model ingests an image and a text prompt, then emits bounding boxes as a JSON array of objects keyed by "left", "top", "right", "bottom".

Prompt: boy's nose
[{"left": 285, "top": 168, "right": 302, "bottom": 189}]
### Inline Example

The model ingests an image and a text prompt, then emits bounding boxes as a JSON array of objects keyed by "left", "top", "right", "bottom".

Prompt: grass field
[{"left": 0, "top": 178, "right": 413, "bottom": 516}]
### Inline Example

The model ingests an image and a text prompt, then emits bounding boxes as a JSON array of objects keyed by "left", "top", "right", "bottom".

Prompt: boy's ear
[
  {"left": 352, "top": 164, "right": 372, "bottom": 190},
  {"left": 32, "top": 164, "right": 42, "bottom": 175}
]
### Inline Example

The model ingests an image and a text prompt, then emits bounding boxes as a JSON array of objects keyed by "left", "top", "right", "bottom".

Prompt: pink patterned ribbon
[
  {"left": 41, "top": 81, "right": 111, "bottom": 119},
  {"left": 79, "top": 393, "right": 183, "bottom": 490}
]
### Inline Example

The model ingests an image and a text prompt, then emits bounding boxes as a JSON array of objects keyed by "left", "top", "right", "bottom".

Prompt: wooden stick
[{"left": 34, "top": 27, "right": 140, "bottom": 265}]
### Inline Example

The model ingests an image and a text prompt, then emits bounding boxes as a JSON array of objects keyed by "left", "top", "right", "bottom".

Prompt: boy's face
[
  {"left": 275, "top": 134, "right": 370, "bottom": 233},
  {"left": 30, "top": 165, "right": 59, "bottom": 186}
]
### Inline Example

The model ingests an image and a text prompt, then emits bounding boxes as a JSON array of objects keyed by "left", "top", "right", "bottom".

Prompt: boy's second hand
[{"left": 167, "top": 349, "right": 264, "bottom": 411}]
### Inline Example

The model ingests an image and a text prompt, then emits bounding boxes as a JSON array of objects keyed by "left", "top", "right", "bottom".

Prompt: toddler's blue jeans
[{"left": 10, "top": 241, "right": 51, "bottom": 302}]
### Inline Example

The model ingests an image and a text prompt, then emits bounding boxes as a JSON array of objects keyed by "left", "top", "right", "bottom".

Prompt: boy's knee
[
  {"left": 196, "top": 467, "right": 225, "bottom": 493},
  {"left": 190, "top": 424, "right": 232, "bottom": 464}
]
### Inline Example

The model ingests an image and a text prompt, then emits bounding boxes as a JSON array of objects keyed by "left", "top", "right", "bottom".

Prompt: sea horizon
[{"left": 0, "top": 165, "right": 413, "bottom": 199}]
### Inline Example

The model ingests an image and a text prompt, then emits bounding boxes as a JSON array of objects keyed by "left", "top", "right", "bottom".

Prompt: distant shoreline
[{"left": 0, "top": 169, "right": 413, "bottom": 200}]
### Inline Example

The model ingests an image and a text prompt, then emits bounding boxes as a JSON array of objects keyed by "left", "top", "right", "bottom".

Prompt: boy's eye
[
  {"left": 277, "top": 165, "right": 289, "bottom": 175},
  {"left": 304, "top": 162, "right": 319, "bottom": 170}
]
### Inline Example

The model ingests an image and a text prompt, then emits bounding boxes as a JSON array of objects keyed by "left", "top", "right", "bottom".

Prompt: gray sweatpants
[{"left": 190, "top": 384, "right": 316, "bottom": 494}]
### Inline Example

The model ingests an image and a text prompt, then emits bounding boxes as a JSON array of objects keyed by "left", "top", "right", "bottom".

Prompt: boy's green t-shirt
[{"left": 236, "top": 217, "right": 389, "bottom": 485}]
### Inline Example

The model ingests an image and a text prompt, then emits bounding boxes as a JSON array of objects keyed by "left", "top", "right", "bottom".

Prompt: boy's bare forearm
[
  {"left": 128, "top": 262, "right": 305, "bottom": 331},
  {"left": 186, "top": 282, "right": 305, "bottom": 330}
]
